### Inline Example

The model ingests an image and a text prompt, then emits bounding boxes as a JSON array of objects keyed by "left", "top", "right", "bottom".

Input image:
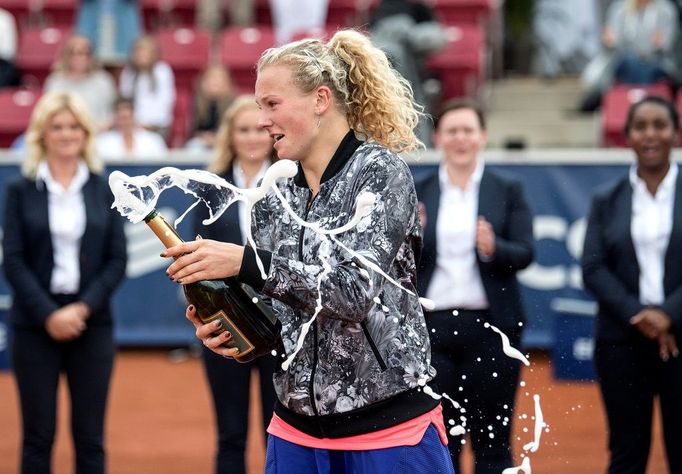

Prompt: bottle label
[{"left": 208, "top": 310, "right": 255, "bottom": 356}]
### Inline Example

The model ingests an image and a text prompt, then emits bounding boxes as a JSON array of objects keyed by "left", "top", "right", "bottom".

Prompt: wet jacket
[{"left": 239, "top": 131, "right": 438, "bottom": 438}]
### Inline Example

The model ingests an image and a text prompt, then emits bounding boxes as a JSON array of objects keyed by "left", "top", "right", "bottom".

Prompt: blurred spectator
[
  {"left": 415, "top": 99, "right": 534, "bottom": 473},
  {"left": 185, "top": 64, "right": 236, "bottom": 151},
  {"left": 2, "top": 90, "right": 127, "bottom": 474},
  {"left": 76, "top": 0, "right": 143, "bottom": 64},
  {"left": 96, "top": 96, "right": 168, "bottom": 159},
  {"left": 193, "top": 95, "right": 277, "bottom": 474},
  {"left": 0, "top": 8, "right": 20, "bottom": 88},
  {"left": 533, "top": 0, "right": 601, "bottom": 79},
  {"left": 119, "top": 35, "right": 176, "bottom": 136},
  {"left": 579, "top": 0, "right": 679, "bottom": 112},
  {"left": 270, "top": 0, "right": 329, "bottom": 45},
  {"left": 198, "top": 0, "right": 256, "bottom": 32},
  {"left": 44, "top": 35, "right": 117, "bottom": 130},
  {"left": 582, "top": 96, "right": 682, "bottom": 473},
  {"left": 369, "top": 0, "right": 446, "bottom": 144}
]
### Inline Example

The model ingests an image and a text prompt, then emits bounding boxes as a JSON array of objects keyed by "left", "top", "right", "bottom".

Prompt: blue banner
[{"left": 0, "top": 161, "right": 628, "bottom": 348}]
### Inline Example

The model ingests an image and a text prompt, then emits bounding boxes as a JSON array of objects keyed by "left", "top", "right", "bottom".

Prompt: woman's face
[
  {"left": 432, "top": 108, "right": 486, "bottom": 170},
  {"left": 255, "top": 64, "right": 318, "bottom": 162},
  {"left": 231, "top": 106, "right": 274, "bottom": 165},
  {"left": 67, "top": 38, "right": 92, "bottom": 74},
  {"left": 627, "top": 102, "right": 677, "bottom": 170},
  {"left": 133, "top": 41, "right": 156, "bottom": 68},
  {"left": 202, "top": 67, "right": 233, "bottom": 99},
  {"left": 43, "top": 109, "right": 87, "bottom": 161}
]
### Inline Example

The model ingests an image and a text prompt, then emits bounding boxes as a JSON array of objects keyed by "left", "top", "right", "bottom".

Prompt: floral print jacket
[{"left": 240, "top": 132, "right": 436, "bottom": 421}]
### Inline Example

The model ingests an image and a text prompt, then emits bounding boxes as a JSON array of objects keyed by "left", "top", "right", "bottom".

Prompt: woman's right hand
[
  {"left": 185, "top": 305, "right": 240, "bottom": 359},
  {"left": 45, "top": 305, "right": 86, "bottom": 341}
]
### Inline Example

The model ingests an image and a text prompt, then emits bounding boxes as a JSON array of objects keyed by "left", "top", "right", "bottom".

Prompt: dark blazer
[
  {"left": 582, "top": 173, "right": 682, "bottom": 342},
  {"left": 2, "top": 172, "right": 127, "bottom": 328},
  {"left": 193, "top": 167, "right": 243, "bottom": 245},
  {"left": 415, "top": 167, "right": 534, "bottom": 330}
]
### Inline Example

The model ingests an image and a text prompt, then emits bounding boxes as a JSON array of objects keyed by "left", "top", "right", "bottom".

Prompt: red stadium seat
[
  {"left": 0, "top": 0, "right": 76, "bottom": 31},
  {"left": 426, "top": 24, "right": 485, "bottom": 100},
  {"left": 431, "top": 0, "right": 494, "bottom": 26},
  {"left": 0, "top": 88, "right": 41, "bottom": 147},
  {"left": 141, "top": 0, "right": 196, "bottom": 30},
  {"left": 16, "top": 26, "right": 71, "bottom": 87},
  {"left": 601, "top": 83, "right": 672, "bottom": 147},
  {"left": 155, "top": 26, "right": 212, "bottom": 94},
  {"left": 167, "top": 88, "right": 191, "bottom": 148},
  {"left": 219, "top": 26, "right": 276, "bottom": 94}
]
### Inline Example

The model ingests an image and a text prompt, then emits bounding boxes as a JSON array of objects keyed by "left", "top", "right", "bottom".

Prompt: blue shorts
[{"left": 264, "top": 424, "right": 456, "bottom": 474}]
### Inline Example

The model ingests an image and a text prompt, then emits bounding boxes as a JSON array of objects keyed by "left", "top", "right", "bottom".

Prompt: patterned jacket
[{"left": 239, "top": 131, "right": 438, "bottom": 437}]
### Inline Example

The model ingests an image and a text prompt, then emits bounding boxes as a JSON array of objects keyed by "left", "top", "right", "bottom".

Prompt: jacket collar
[{"left": 293, "top": 130, "right": 363, "bottom": 188}]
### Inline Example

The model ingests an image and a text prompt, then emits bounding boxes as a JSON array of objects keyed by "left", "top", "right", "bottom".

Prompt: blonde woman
[
  {"left": 119, "top": 35, "right": 176, "bottom": 134},
  {"left": 44, "top": 35, "right": 117, "bottom": 130},
  {"left": 193, "top": 95, "right": 277, "bottom": 474},
  {"left": 2, "top": 91, "right": 127, "bottom": 474},
  {"left": 166, "top": 30, "right": 455, "bottom": 473}
]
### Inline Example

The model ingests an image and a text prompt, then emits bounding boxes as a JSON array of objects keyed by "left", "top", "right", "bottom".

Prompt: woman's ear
[{"left": 314, "top": 86, "right": 333, "bottom": 115}]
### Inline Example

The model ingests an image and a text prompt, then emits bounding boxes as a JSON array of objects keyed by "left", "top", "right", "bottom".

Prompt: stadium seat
[
  {"left": 0, "top": 88, "right": 41, "bottom": 148},
  {"left": 219, "top": 26, "right": 276, "bottom": 94},
  {"left": 16, "top": 26, "right": 71, "bottom": 87},
  {"left": 431, "top": 0, "right": 494, "bottom": 26},
  {"left": 426, "top": 23, "right": 485, "bottom": 101},
  {"left": 601, "top": 83, "right": 672, "bottom": 147},
  {"left": 0, "top": 0, "right": 76, "bottom": 31},
  {"left": 155, "top": 26, "right": 212, "bottom": 95},
  {"left": 142, "top": 0, "right": 196, "bottom": 30},
  {"left": 167, "top": 88, "right": 191, "bottom": 148}
]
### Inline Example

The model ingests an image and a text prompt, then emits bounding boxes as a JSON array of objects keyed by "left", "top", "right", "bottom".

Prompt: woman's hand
[
  {"left": 185, "top": 305, "right": 240, "bottom": 359},
  {"left": 630, "top": 308, "right": 672, "bottom": 340},
  {"left": 45, "top": 304, "right": 87, "bottom": 341},
  {"left": 657, "top": 332, "right": 679, "bottom": 362},
  {"left": 163, "top": 239, "right": 245, "bottom": 284},
  {"left": 476, "top": 216, "right": 496, "bottom": 258}
]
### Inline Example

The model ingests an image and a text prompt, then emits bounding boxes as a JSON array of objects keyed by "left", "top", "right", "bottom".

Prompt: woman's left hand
[{"left": 163, "top": 239, "right": 244, "bottom": 284}]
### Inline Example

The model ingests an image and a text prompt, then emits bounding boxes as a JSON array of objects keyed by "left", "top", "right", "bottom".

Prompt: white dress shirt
[
  {"left": 119, "top": 61, "right": 176, "bottom": 128},
  {"left": 630, "top": 162, "right": 677, "bottom": 305},
  {"left": 233, "top": 161, "right": 269, "bottom": 245},
  {"left": 426, "top": 161, "right": 489, "bottom": 310},
  {"left": 96, "top": 128, "right": 168, "bottom": 159},
  {"left": 36, "top": 161, "right": 89, "bottom": 294}
]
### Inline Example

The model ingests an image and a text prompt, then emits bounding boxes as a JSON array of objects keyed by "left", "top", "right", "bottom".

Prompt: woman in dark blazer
[
  {"left": 582, "top": 96, "right": 682, "bottom": 474},
  {"left": 415, "top": 98, "right": 534, "bottom": 474},
  {"left": 2, "top": 91, "right": 127, "bottom": 473},
  {"left": 193, "top": 95, "right": 277, "bottom": 474}
]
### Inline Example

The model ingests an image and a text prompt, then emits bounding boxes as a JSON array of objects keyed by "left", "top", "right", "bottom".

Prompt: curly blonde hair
[
  {"left": 209, "top": 95, "right": 276, "bottom": 174},
  {"left": 257, "top": 29, "right": 424, "bottom": 153},
  {"left": 23, "top": 91, "right": 101, "bottom": 178}
]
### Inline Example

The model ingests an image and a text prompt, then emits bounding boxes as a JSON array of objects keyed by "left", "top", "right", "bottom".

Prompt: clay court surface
[{"left": 0, "top": 349, "right": 668, "bottom": 474}]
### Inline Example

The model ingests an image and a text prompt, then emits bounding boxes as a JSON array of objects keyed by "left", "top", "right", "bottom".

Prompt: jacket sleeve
[
  {"left": 79, "top": 188, "right": 128, "bottom": 314},
  {"left": 2, "top": 181, "right": 60, "bottom": 324},
  {"left": 479, "top": 179, "right": 534, "bottom": 273},
  {"left": 581, "top": 194, "right": 643, "bottom": 324},
  {"left": 242, "top": 158, "right": 419, "bottom": 323}
]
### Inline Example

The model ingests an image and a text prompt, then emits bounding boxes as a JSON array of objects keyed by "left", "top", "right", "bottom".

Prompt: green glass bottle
[{"left": 144, "top": 209, "right": 281, "bottom": 363}]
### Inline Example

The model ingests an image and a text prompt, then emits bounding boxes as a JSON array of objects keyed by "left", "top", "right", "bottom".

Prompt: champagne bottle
[{"left": 144, "top": 209, "right": 281, "bottom": 363}]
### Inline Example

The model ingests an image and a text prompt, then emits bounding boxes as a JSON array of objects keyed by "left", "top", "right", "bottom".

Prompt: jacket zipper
[
  {"left": 299, "top": 190, "right": 323, "bottom": 428},
  {"left": 361, "top": 321, "right": 388, "bottom": 371}
]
